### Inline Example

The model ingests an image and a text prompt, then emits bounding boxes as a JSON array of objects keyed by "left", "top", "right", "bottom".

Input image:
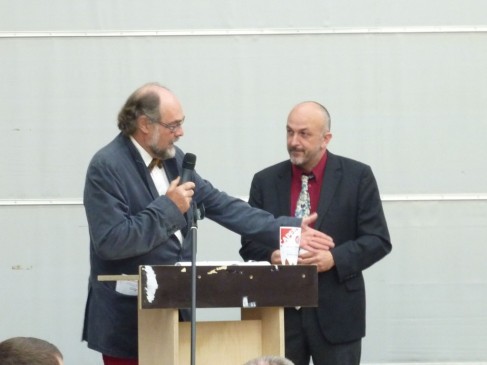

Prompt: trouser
[
  {"left": 284, "top": 307, "right": 362, "bottom": 365},
  {"left": 103, "top": 354, "right": 137, "bottom": 365}
]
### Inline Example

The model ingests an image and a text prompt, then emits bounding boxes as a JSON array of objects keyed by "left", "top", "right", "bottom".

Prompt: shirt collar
[
  {"left": 291, "top": 150, "right": 328, "bottom": 179},
  {"left": 130, "top": 136, "right": 153, "bottom": 168}
]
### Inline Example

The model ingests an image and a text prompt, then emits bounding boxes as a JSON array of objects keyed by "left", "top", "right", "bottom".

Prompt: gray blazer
[
  {"left": 240, "top": 152, "right": 392, "bottom": 344},
  {"left": 82, "top": 133, "right": 300, "bottom": 358}
]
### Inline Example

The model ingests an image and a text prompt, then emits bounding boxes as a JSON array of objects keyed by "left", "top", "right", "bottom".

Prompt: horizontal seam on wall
[
  {"left": 1, "top": 26, "right": 487, "bottom": 38},
  {"left": 1, "top": 193, "right": 487, "bottom": 206}
]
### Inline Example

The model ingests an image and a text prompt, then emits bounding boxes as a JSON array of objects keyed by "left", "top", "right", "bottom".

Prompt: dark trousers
[{"left": 285, "top": 307, "right": 362, "bottom": 365}]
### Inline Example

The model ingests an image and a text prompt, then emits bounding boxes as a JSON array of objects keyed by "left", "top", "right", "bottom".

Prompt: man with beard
[
  {"left": 82, "top": 83, "right": 331, "bottom": 365},
  {"left": 240, "top": 101, "right": 392, "bottom": 365}
]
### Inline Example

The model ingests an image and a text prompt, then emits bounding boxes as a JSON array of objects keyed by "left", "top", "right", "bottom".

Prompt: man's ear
[
  {"left": 322, "top": 132, "right": 333, "bottom": 149},
  {"left": 137, "top": 114, "right": 152, "bottom": 134}
]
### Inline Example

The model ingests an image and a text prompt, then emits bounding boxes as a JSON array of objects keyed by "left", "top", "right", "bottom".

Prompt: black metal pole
[{"left": 190, "top": 221, "right": 198, "bottom": 365}]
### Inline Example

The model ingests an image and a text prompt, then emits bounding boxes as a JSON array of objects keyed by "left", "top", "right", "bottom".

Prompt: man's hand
[
  {"left": 298, "top": 249, "right": 335, "bottom": 272},
  {"left": 300, "top": 213, "right": 335, "bottom": 252},
  {"left": 271, "top": 213, "right": 335, "bottom": 270},
  {"left": 165, "top": 177, "right": 195, "bottom": 213},
  {"left": 270, "top": 249, "right": 282, "bottom": 265},
  {"left": 271, "top": 248, "right": 335, "bottom": 272}
]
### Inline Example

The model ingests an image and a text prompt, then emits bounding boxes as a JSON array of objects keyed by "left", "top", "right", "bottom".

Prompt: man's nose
[
  {"left": 289, "top": 134, "right": 300, "bottom": 146},
  {"left": 175, "top": 126, "right": 184, "bottom": 137}
]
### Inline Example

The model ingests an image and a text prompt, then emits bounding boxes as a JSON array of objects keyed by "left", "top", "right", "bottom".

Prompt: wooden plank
[
  {"left": 97, "top": 274, "right": 139, "bottom": 281},
  {"left": 138, "top": 308, "right": 178, "bottom": 365},
  {"left": 242, "top": 307, "right": 284, "bottom": 356},
  {"left": 139, "top": 265, "right": 318, "bottom": 309},
  {"left": 179, "top": 320, "right": 262, "bottom": 364}
]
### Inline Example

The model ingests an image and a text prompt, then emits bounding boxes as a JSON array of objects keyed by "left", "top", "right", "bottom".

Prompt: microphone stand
[{"left": 190, "top": 203, "right": 204, "bottom": 365}]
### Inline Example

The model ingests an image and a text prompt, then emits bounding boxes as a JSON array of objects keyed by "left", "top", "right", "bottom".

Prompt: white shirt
[{"left": 130, "top": 137, "right": 183, "bottom": 244}]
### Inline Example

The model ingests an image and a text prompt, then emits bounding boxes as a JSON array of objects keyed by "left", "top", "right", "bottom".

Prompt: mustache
[{"left": 288, "top": 147, "right": 304, "bottom": 152}]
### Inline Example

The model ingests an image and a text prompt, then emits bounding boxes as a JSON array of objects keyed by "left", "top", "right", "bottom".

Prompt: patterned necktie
[
  {"left": 295, "top": 174, "right": 311, "bottom": 218},
  {"left": 148, "top": 158, "right": 163, "bottom": 171}
]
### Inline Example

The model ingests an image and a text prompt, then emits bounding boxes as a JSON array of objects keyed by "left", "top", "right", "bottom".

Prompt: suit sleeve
[
  {"left": 239, "top": 174, "right": 279, "bottom": 262},
  {"left": 191, "top": 171, "right": 299, "bottom": 248},
  {"left": 331, "top": 165, "right": 392, "bottom": 282},
  {"left": 83, "top": 156, "right": 187, "bottom": 260}
]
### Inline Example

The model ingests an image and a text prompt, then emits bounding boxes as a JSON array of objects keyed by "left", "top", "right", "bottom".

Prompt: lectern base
[{"left": 138, "top": 307, "right": 284, "bottom": 365}]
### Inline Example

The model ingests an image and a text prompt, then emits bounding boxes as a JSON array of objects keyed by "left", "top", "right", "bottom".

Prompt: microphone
[{"left": 180, "top": 153, "right": 197, "bottom": 184}]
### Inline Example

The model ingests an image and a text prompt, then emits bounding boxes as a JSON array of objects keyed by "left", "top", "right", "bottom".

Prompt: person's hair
[
  {"left": 117, "top": 82, "right": 166, "bottom": 136},
  {"left": 310, "top": 101, "right": 331, "bottom": 133},
  {"left": 243, "top": 355, "right": 295, "bottom": 365},
  {"left": 0, "top": 337, "right": 63, "bottom": 365}
]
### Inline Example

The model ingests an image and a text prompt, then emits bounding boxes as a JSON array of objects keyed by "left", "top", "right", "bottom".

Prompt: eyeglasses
[{"left": 155, "top": 118, "right": 185, "bottom": 133}]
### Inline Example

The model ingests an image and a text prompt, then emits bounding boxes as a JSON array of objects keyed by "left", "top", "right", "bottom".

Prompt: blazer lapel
[
  {"left": 163, "top": 157, "right": 179, "bottom": 182},
  {"left": 315, "top": 152, "right": 342, "bottom": 228},
  {"left": 122, "top": 135, "right": 160, "bottom": 199},
  {"left": 277, "top": 162, "right": 293, "bottom": 216}
]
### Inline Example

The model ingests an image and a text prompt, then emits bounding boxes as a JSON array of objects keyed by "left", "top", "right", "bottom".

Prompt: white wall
[{"left": 1, "top": 1, "right": 486, "bottom": 364}]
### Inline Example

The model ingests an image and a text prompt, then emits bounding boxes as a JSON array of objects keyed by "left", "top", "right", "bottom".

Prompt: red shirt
[{"left": 290, "top": 151, "right": 328, "bottom": 218}]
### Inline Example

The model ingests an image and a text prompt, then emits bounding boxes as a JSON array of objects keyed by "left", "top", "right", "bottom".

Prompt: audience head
[
  {"left": 0, "top": 337, "right": 63, "bottom": 365},
  {"left": 243, "top": 355, "right": 295, "bottom": 365}
]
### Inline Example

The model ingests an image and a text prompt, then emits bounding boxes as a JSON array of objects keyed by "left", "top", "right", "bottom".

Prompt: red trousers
[{"left": 103, "top": 354, "right": 138, "bottom": 365}]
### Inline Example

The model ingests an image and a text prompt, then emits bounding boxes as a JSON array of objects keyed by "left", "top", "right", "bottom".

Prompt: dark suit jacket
[
  {"left": 240, "top": 151, "right": 392, "bottom": 344},
  {"left": 82, "top": 133, "right": 300, "bottom": 358}
]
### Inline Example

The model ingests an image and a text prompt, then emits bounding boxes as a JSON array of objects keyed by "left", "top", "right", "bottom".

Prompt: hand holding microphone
[
  {"left": 166, "top": 153, "right": 197, "bottom": 213},
  {"left": 179, "top": 153, "right": 196, "bottom": 184}
]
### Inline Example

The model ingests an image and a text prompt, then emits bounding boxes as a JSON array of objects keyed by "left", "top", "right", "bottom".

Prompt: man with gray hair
[{"left": 241, "top": 101, "right": 391, "bottom": 365}]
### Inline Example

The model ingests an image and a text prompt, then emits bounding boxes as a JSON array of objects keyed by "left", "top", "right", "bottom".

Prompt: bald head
[
  {"left": 288, "top": 101, "right": 331, "bottom": 134},
  {"left": 286, "top": 101, "right": 332, "bottom": 172}
]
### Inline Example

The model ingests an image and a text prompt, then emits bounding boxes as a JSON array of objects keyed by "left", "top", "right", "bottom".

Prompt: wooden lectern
[{"left": 110, "top": 264, "right": 317, "bottom": 365}]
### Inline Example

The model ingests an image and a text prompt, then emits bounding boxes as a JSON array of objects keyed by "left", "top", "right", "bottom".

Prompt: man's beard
[
  {"left": 288, "top": 148, "right": 306, "bottom": 167},
  {"left": 289, "top": 155, "right": 303, "bottom": 166},
  {"left": 151, "top": 145, "right": 176, "bottom": 160},
  {"left": 149, "top": 132, "right": 177, "bottom": 160}
]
